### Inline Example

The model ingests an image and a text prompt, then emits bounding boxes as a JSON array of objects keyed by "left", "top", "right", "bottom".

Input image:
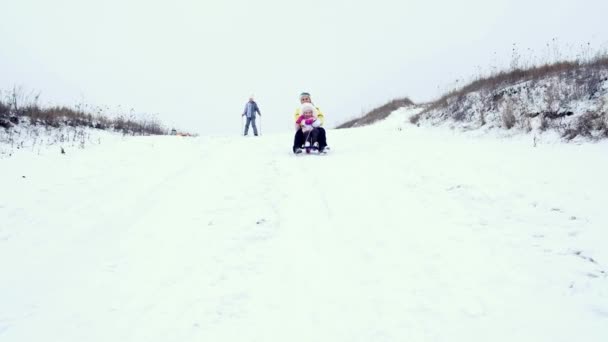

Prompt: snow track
[{"left": 1, "top": 120, "right": 607, "bottom": 341}]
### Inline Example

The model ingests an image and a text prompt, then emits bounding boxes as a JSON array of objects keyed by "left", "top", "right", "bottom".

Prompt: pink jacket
[{"left": 296, "top": 114, "right": 316, "bottom": 126}]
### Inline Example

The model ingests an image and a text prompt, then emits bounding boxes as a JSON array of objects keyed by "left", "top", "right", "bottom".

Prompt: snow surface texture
[
  {"left": 416, "top": 67, "right": 608, "bottom": 140},
  {"left": 1, "top": 108, "right": 607, "bottom": 341},
  {"left": 0, "top": 122, "right": 122, "bottom": 159}
]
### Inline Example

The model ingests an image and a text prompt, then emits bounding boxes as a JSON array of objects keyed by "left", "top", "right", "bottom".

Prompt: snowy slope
[
  {"left": 1, "top": 113, "right": 607, "bottom": 342},
  {"left": 414, "top": 63, "right": 608, "bottom": 140},
  {"left": 0, "top": 121, "right": 138, "bottom": 159}
]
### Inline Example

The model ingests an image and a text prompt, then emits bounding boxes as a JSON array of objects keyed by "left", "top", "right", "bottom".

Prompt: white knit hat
[{"left": 300, "top": 103, "right": 317, "bottom": 116}]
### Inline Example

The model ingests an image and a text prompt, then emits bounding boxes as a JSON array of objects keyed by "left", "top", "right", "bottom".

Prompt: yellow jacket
[{"left": 294, "top": 105, "right": 324, "bottom": 125}]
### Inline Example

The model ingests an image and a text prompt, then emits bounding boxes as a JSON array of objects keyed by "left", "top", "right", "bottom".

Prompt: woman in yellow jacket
[{"left": 293, "top": 92, "right": 328, "bottom": 154}]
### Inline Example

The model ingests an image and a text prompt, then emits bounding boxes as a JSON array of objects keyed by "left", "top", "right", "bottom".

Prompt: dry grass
[
  {"left": 337, "top": 97, "right": 414, "bottom": 129},
  {"left": 410, "top": 54, "right": 608, "bottom": 130},
  {"left": 0, "top": 93, "right": 168, "bottom": 135}
]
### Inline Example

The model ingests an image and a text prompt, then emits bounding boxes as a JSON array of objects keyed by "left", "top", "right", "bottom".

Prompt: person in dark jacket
[{"left": 242, "top": 96, "right": 261, "bottom": 136}]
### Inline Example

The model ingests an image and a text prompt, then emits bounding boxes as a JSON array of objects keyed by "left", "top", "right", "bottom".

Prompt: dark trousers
[
  {"left": 244, "top": 116, "right": 258, "bottom": 135},
  {"left": 293, "top": 127, "right": 327, "bottom": 149}
]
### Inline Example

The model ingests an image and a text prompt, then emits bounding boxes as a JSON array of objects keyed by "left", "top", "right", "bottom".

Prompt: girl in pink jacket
[{"left": 295, "top": 103, "right": 321, "bottom": 132}]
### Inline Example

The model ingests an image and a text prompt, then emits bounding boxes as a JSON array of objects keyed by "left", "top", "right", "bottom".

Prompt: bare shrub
[
  {"left": 0, "top": 101, "right": 9, "bottom": 117},
  {"left": 453, "top": 110, "right": 466, "bottom": 122},
  {"left": 544, "top": 82, "right": 560, "bottom": 113},
  {"left": 409, "top": 113, "right": 421, "bottom": 124},
  {"left": 5, "top": 86, "right": 41, "bottom": 116},
  {"left": 523, "top": 117, "right": 532, "bottom": 132},
  {"left": 501, "top": 99, "right": 516, "bottom": 129},
  {"left": 0, "top": 100, "right": 11, "bottom": 129},
  {"left": 586, "top": 70, "right": 604, "bottom": 98},
  {"left": 562, "top": 111, "right": 605, "bottom": 140},
  {"left": 539, "top": 115, "right": 549, "bottom": 131},
  {"left": 601, "top": 96, "right": 608, "bottom": 130}
]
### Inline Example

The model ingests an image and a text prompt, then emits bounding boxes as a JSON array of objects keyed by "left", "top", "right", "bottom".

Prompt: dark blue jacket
[{"left": 243, "top": 101, "right": 261, "bottom": 118}]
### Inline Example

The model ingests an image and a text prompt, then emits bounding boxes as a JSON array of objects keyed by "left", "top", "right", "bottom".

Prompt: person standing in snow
[
  {"left": 242, "top": 96, "right": 261, "bottom": 136},
  {"left": 293, "top": 92, "right": 328, "bottom": 154}
]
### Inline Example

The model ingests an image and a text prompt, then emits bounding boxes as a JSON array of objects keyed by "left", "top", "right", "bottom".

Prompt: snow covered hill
[
  {"left": 1, "top": 113, "right": 607, "bottom": 341},
  {"left": 410, "top": 59, "right": 608, "bottom": 141}
]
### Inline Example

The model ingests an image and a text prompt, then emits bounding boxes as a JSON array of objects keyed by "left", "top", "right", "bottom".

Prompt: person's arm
[
  {"left": 294, "top": 108, "right": 301, "bottom": 122},
  {"left": 255, "top": 102, "right": 261, "bottom": 116},
  {"left": 314, "top": 107, "right": 324, "bottom": 126},
  {"left": 295, "top": 114, "right": 306, "bottom": 125}
]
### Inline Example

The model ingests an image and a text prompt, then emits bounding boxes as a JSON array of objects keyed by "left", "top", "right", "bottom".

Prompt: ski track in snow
[{"left": 1, "top": 116, "right": 607, "bottom": 341}]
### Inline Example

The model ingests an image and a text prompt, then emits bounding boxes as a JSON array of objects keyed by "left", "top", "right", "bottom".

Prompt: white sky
[{"left": 1, "top": 0, "right": 607, "bottom": 135}]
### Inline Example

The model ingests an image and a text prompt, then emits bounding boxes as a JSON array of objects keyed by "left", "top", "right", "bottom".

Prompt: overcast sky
[{"left": 1, "top": 0, "right": 607, "bottom": 135}]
